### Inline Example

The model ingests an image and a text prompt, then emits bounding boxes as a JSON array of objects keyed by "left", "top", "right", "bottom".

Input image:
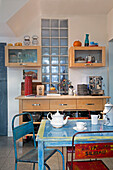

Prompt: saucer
[{"left": 73, "top": 126, "right": 87, "bottom": 131}]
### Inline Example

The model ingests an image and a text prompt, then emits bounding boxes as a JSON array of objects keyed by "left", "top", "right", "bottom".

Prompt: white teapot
[
  {"left": 47, "top": 110, "right": 69, "bottom": 128},
  {"left": 103, "top": 103, "right": 113, "bottom": 126}
]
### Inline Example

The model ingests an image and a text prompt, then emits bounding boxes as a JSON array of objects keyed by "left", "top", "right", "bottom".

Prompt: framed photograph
[
  {"left": 37, "top": 85, "right": 44, "bottom": 96},
  {"left": 23, "top": 69, "right": 38, "bottom": 80}
]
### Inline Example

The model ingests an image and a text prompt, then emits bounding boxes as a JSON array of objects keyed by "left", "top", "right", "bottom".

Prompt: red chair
[
  {"left": 62, "top": 109, "right": 90, "bottom": 169},
  {"left": 67, "top": 131, "right": 113, "bottom": 170}
]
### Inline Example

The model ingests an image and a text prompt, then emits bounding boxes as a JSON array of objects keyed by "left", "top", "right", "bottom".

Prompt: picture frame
[
  {"left": 23, "top": 69, "right": 38, "bottom": 80},
  {"left": 37, "top": 85, "right": 44, "bottom": 96}
]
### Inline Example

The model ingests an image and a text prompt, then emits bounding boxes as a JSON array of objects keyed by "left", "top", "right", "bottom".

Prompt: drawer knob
[
  {"left": 32, "top": 104, "right": 40, "bottom": 106},
  {"left": 59, "top": 104, "right": 67, "bottom": 106},
  {"left": 86, "top": 103, "right": 94, "bottom": 105}
]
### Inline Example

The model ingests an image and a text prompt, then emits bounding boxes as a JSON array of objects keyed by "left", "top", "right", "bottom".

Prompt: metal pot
[{"left": 28, "top": 112, "right": 42, "bottom": 122}]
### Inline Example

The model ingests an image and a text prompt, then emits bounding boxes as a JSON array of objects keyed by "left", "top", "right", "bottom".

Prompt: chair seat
[
  {"left": 67, "top": 160, "right": 109, "bottom": 170},
  {"left": 18, "top": 148, "right": 57, "bottom": 163}
]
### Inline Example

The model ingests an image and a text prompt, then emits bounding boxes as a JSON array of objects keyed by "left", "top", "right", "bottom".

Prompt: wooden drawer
[
  {"left": 23, "top": 100, "right": 49, "bottom": 111},
  {"left": 77, "top": 99, "right": 103, "bottom": 111},
  {"left": 50, "top": 100, "right": 77, "bottom": 111}
]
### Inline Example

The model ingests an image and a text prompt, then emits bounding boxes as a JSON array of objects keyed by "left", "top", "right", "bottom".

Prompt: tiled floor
[
  {"left": 0, "top": 136, "right": 113, "bottom": 170},
  {"left": 0, "top": 136, "right": 63, "bottom": 170}
]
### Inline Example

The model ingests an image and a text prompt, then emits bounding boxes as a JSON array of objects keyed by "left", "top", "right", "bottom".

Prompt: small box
[{"left": 37, "top": 85, "right": 44, "bottom": 96}]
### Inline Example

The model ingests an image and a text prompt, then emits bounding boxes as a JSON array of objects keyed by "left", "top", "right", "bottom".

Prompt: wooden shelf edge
[
  {"left": 25, "top": 134, "right": 37, "bottom": 136},
  {"left": 23, "top": 122, "right": 41, "bottom": 124}
]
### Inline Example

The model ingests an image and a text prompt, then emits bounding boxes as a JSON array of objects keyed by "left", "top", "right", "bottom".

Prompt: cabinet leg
[
  {"left": 18, "top": 141, "right": 23, "bottom": 147},
  {"left": 18, "top": 138, "right": 23, "bottom": 147}
]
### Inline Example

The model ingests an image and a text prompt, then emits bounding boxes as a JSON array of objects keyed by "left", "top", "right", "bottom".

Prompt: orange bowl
[
  {"left": 73, "top": 41, "right": 82, "bottom": 47},
  {"left": 50, "top": 87, "right": 56, "bottom": 90},
  {"left": 8, "top": 43, "right": 13, "bottom": 46},
  {"left": 15, "top": 42, "right": 22, "bottom": 46}
]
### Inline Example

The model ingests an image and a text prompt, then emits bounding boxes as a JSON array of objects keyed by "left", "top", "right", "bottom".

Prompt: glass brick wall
[{"left": 41, "top": 19, "right": 68, "bottom": 94}]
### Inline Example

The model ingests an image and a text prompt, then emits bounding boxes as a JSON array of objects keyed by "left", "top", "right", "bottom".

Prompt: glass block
[
  {"left": 42, "top": 47, "right": 50, "bottom": 55},
  {"left": 60, "top": 74, "right": 68, "bottom": 81},
  {"left": 51, "top": 84, "right": 59, "bottom": 91},
  {"left": 51, "top": 19, "right": 59, "bottom": 27},
  {"left": 42, "top": 66, "right": 50, "bottom": 73},
  {"left": 42, "top": 38, "right": 50, "bottom": 46},
  {"left": 41, "top": 19, "right": 50, "bottom": 27},
  {"left": 42, "top": 29, "right": 50, "bottom": 37},
  {"left": 60, "top": 56, "right": 68, "bottom": 64},
  {"left": 51, "top": 75, "right": 59, "bottom": 83},
  {"left": 60, "top": 20, "right": 68, "bottom": 28},
  {"left": 51, "top": 47, "right": 59, "bottom": 55},
  {"left": 51, "top": 38, "right": 59, "bottom": 46},
  {"left": 60, "top": 65, "right": 68, "bottom": 73},
  {"left": 51, "top": 56, "right": 59, "bottom": 64},
  {"left": 60, "top": 29, "right": 68, "bottom": 37},
  {"left": 51, "top": 66, "right": 59, "bottom": 73},
  {"left": 60, "top": 38, "right": 68, "bottom": 46},
  {"left": 51, "top": 29, "right": 59, "bottom": 37},
  {"left": 42, "top": 56, "right": 50, "bottom": 64},
  {"left": 60, "top": 47, "right": 68, "bottom": 55},
  {"left": 42, "top": 75, "right": 50, "bottom": 83},
  {"left": 45, "top": 84, "right": 50, "bottom": 92}
]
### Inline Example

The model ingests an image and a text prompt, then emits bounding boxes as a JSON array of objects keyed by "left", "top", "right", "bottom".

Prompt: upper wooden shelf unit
[
  {"left": 5, "top": 46, "right": 41, "bottom": 67},
  {"left": 69, "top": 46, "right": 106, "bottom": 67}
]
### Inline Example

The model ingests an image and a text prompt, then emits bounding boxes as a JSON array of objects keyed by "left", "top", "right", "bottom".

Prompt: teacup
[
  {"left": 91, "top": 114, "right": 100, "bottom": 125},
  {"left": 76, "top": 122, "right": 86, "bottom": 130}
]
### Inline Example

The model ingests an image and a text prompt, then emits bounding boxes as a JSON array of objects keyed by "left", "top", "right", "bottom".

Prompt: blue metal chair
[{"left": 12, "top": 112, "right": 65, "bottom": 170}]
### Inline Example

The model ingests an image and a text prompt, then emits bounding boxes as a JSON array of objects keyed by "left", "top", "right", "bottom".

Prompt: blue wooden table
[{"left": 36, "top": 119, "right": 113, "bottom": 170}]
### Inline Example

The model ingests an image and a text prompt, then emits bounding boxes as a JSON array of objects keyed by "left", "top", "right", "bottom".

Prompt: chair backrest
[
  {"left": 62, "top": 109, "right": 91, "bottom": 119},
  {"left": 12, "top": 112, "right": 36, "bottom": 160},
  {"left": 71, "top": 131, "right": 113, "bottom": 169}
]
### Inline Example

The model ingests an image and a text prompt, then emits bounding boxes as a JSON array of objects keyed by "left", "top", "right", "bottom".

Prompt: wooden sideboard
[
  {"left": 16, "top": 95, "right": 110, "bottom": 143},
  {"left": 16, "top": 95, "right": 110, "bottom": 112}
]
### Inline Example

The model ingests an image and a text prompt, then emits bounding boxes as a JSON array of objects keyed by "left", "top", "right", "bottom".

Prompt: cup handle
[
  {"left": 105, "top": 115, "right": 110, "bottom": 125},
  {"left": 98, "top": 114, "right": 101, "bottom": 119},
  {"left": 83, "top": 122, "right": 87, "bottom": 127},
  {"left": 47, "top": 112, "right": 52, "bottom": 121}
]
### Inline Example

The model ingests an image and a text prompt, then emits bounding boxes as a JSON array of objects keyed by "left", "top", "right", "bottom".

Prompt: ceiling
[
  {"left": 0, "top": 0, "right": 113, "bottom": 20},
  {"left": 1, "top": 0, "right": 113, "bottom": 37},
  {"left": 40, "top": 0, "right": 113, "bottom": 15}
]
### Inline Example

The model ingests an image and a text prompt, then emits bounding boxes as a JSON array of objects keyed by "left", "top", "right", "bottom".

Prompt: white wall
[
  {"left": 107, "top": 8, "right": 113, "bottom": 41},
  {"left": 0, "top": 14, "right": 108, "bottom": 136},
  {"left": 7, "top": 68, "right": 22, "bottom": 136},
  {"left": 108, "top": 41, "right": 113, "bottom": 104},
  {"left": 107, "top": 8, "right": 113, "bottom": 104},
  {"left": 68, "top": 15, "right": 108, "bottom": 94}
]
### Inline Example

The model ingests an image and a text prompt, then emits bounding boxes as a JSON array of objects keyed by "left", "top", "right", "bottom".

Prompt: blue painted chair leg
[
  {"left": 15, "top": 162, "right": 17, "bottom": 170},
  {"left": 56, "top": 150, "right": 65, "bottom": 170},
  {"left": 33, "top": 163, "right": 35, "bottom": 170}
]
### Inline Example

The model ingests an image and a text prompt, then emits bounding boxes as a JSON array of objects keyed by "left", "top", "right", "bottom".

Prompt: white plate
[{"left": 73, "top": 126, "right": 87, "bottom": 131}]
